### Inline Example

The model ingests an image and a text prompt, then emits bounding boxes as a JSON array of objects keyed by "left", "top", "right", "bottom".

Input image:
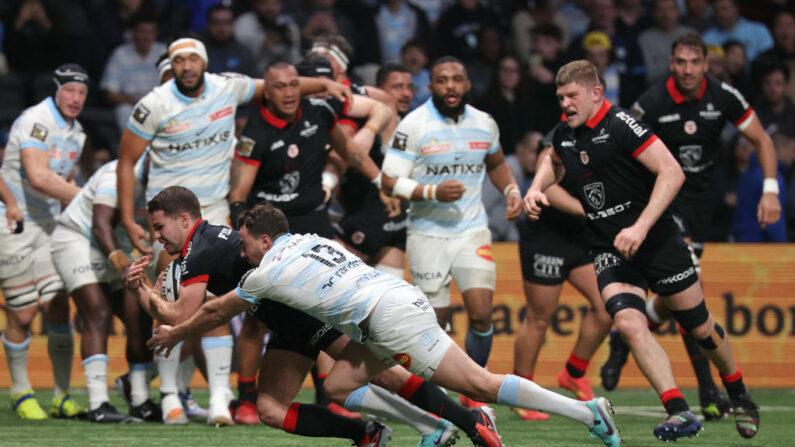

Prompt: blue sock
[{"left": 465, "top": 325, "right": 493, "bottom": 367}]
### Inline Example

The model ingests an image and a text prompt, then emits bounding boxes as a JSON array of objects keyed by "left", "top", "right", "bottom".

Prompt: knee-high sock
[
  {"left": 398, "top": 374, "right": 476, "bottom": 434},
  {"left": 178, "top": 355, "right": 196, "bottom": 395},
  {"left": 82, "top": 354, "right": 109, "bottom": 410},
  {"left": 465, "top": 326, "right": 493, "bottom": 367},
  {"left": 129, "top": 362, "right": 152, "bottom": 406},
  {"left": 344, "top": 384, "right": 438, "bottom": 435},
  {"left": 680, "top": 331, "right": 717, "bottom": 391},
  {"left": 157, "top": 342, "right": 182, "bottom": 396},
  {"left": 310, "top": 366, "right": 330, "bottom": 406},
  {"left": 282, "top": 402, "right": 369, "bottom": 440},
  {"left": 3, "top": 334, "right": 32, "bottom": 395},
  {"left": 201, "top": 336, "right": 233, "bottom": 393},
  {"left": 48, "top": 323, "right": 74, "bottom": 397},
  {"left": 497, "top": 375, "right": 593, "bottom": 426}
]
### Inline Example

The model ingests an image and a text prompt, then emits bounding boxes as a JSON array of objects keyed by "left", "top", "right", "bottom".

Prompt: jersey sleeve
[
  {"left": 611, "top": 110, "right": 659, "bottom": 159},
  {"left": 382, "top": 117, "right": 419, "bottom": 177},
  {"left": 222, "top": 73, "right": 256, "bottom": 105},
  {"left": 234, "top": 118, "right": 267, "bottom": 167},
  {"left": 93, "top": 169, "right": 119, "bottom": 208},
  {"left": 180, "top": 243, "right": 216, "bottom": 286},
  {"left": 126, "top": 92, "right": 160, "bottom": 140},
  {"left": 719, "top": 81, "right": 754, "bottom": 131},
  {"left": 235, "top": 266, "right": 272, "bottom": 304},
  {"left": 486, "top": 115, "right": 501, "bottom": 155},
  {"left": 15, "top": 113, "right": 51, "bottom": 151}
]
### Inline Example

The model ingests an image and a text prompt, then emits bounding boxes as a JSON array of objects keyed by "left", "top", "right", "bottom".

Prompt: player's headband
[
  {"left": 157, "top": 58, "right": 173, "bottom": 81},
  {"left": 311, "top": 43, "right": 349, "bottom": 72},
  {"left": 168, "top": 38, "right": 208, "bottom": 65}
]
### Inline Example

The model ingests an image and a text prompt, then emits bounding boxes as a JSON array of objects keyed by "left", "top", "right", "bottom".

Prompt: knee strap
[
  {"left": 695, "top": 323, "right": 725, "bottom": 350},
  {"left": 604, "top": 293, "right": 646, "bottom": 318},
  {"left": 671, "top": 301, "right": 709, "bottom": 333}
]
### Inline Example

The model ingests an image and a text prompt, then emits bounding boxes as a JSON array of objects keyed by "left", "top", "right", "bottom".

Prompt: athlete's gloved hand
[
  {"left": 435, "top": 180, "right": 465, "bottom": 202},
  {"left": 522, "top": 189, "right": 549, "bottom": 220},
  {"left": 613, "top": 223, "right": 649, "bottom": 259},
  {"left": 230, "top": 201, "right": 247, "bottom": 229},
  {"left": 757, "top": 193, "right": 781, "bottom": 228}
]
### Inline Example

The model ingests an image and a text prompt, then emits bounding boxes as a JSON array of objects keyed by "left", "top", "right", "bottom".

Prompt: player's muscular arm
[
  {"left": 20, "top": 148, "right": 80, "bottom": 203},
  {"left": 117, "top": 128, "right": 152, "bottom": 254},
  {"left": 92, "top": 204, "right": 123, "bottom": 258},
  {"left": 740, "top": 115, "right": 782, "bottom": 226},
  {"left": 329, "top": 125, "right": 383, "bottom": 183},
  {"left": 346, "top": 96, "right": 393, "bottom": 151},
  {"left": 546, "top": 185, "right": 586, "bottom": 217},
  {"left": 523, "top": 149, "right": 565, "bottom": 220},
  {"left": 228, "top": 158, "right": 258, "bottom": 204},
  {"left": 485, "top": 149, "right": 522, "bottom": 220},
  {"left": 151, "top": 281, "right": 209, "bottom": 326},
  {"left": 297, "top": 77, "right": 352, "bottom": 103}
]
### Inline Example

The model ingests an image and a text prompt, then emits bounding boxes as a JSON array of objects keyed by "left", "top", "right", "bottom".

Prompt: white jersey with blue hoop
[
  {"left": 382, "top": 99, "right": 499, "bottom": 236},
  {"left": 235, "top": 233, "right": 409, "bottom": 343},
  {"left": 126, "top": 72, "right": 255, "bottom": 205},
  {"left": 0, "top": 97, "right": 86, "bottom": 223}
]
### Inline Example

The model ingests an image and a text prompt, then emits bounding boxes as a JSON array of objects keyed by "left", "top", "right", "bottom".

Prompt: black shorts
[
  {"left": 287, "top": 207, "right": 335, "bottom": 239},
  {"left": 336, "top": 211, "right": 407, "bottom": 258},
  {"left": 518, "top": 225, "right": 591, "bottom": 285},
  {"left": 670, "top": 199, "right": 714, "bottom": 259},
  {"left": 249, "top": 299, "right": 343, "bottom": 359},
  {"left": 592, "top": 229, "right": 698, "bottom": 296}
]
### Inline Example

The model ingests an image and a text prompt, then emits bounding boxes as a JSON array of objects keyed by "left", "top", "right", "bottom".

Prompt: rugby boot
[
  {"left": 328, "top": 401, "right": 363, "bottom": 419},
  {"left": 469, "top": 406, "right": 503, "bottom": 447},
  {"left": 731, "top": 391, "right": 759, "bottom": 438},
  {"left": 179, "top": 391, "right": 208, "bottom": 418},
  {"left": 207, "top": 387, "right": 235, "bottom": 426},
  {"left": 130, "top": 398, "right": 162, "bottom": 422},
  {"left": 358, "top": 421, "right": 393, "bottom": 447},
  {"left": 161, "top": 393, "right": 189, "bottom": 425},
  {"left": 653, "top": 410, "right": 703, "bottom": 441},
  {"left": 51, "top": 392, "right": 87, "bottom": 419},
  {"left": 11, "top": 389, "right": 47, "bottom": 420},
  {"left": 511, "top": 407, "right": 550, "bottom": 421},
  {"left": 558, "top": 369, "right": 596, "bottom": 401},
  {"left": 418, "top": 418, "right": 458, "bottom": 447},
  {"left": 699, "top": 387, "right": 731, "bottom": 421},
  {"left": 586, "top": 397, "right": 621, "bottom": 447},
  {"left": 233, "top": 400, "right": 259, "bottom": 425},
  {"left": 88, "top": 402, "right": 136, "bottom": 423},
  {"left": 459, "top": 394, "right": 488, "bottom": 410},
  {"left": 600, "top": 330, "right": 629, "bottom": 391}
]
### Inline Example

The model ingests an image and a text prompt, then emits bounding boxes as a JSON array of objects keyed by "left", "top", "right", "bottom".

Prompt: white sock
[
  {"left": 374, "top": 264, "right": 405, "bottom": 280},
  {"left": 157, "top": 342, "right": 182, "bottom": 396},
  {"left": 201, "top": 336, "right": 233, "bottom": 391},
  {"left": 82, "top": 354, "right": 109, "bottom": 410},
  {"left": 178, "top": 355, "right": 196, "bottom": 395},
  {"left": 47, "top": 324, "right": 74, "bottom": 398},
  {"left": 130, "top": 362, "right": 152, "bottom": 406},
  {"left": 497, "top": 375, "right": 593, "bottom": 426},
  {"left": 345, "top": 384, "right": 437, "bottom": 436},
  {"left": 2, "top": 334, "right": 32, "bottom": 395}
]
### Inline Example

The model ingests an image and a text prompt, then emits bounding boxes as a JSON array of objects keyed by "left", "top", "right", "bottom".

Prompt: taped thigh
[{"left": 604, "top": 292, "right": 646, "bottom": 319}]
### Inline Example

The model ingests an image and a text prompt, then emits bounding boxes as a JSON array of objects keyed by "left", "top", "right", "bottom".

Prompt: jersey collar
[
  {"left": 584, "top": 99, "right": 611, "bottom": 129},
  {"left": 425, "top": 97, "right": 469, "bottom": 124},
  {"left": 45, "top": 97, "right": 68, "bottom": 129},
  {"left": 181, "top": 218, "right": 205, "bottom": 257},
  {"left": 169, "top": 74, "right": 213, "bottom": 104},
  {"left": 260, "top": 103, "right": 301, "bottom": 129},
  {"left": 666, "top": 76, "right": 707, "bottom": 104}
]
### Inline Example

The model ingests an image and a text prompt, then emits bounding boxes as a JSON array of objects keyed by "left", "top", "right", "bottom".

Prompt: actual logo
[
  {"left": 133, "top": 104, "right": 150, "bottom": 124},
  {"left": 392, "top": 132, "right": 408, "bottom": 151},
  {"left": 679, "top": 145, "right": 702, "bottom": 167},
  {"left": 351, "top": 231, "right": 365, "bottom": 245},
  {"left": 584, "top": 182, "right": 605, "bottom": 209},
  {"left": 236, "top": 136, "right": 255, "bottom": 157},
  {"left": 684, "top": 120, "right": 697, "bottom": 135},
  {"left": 31, "top": 123, "right": 48, "bottom": 141},
  {"left": 287, "top": 143, "right": 299, "bottom": 158},
  {"left": 580, "top": 150, "right": 589, "bottom": 164}
]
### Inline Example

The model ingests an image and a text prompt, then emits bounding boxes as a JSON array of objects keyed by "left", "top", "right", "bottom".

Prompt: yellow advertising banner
[{"left": 1, "top": 243, "right": 794, "bottom": 390}]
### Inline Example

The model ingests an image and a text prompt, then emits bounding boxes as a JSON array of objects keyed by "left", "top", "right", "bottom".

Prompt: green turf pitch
[{"left": 1, "top": 388, "right": 793, "bottom": 446}]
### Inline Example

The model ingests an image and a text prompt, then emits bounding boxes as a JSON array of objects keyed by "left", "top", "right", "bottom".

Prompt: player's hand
[
  {"left": 124, "top": 220, "right": 152, "bottom": 255},
  {"left": 522, "top": 189, "right": 549, "bottom": 220},
  {"left": 125, "top": 255, "right": 151, "bottom": 289},
  {"left": 613, "top": 224, "right": 648, "bottom": 259},
  {"left": 757, "top": 192, "right": 781, "bottom": 228},
  {"left": 324, "top": 79, "right": 353, "bottom": 105},
  {"left": 5, "top": 204, "right": 23, "bottom": 232},
  {"left": 505, "top": 191, "right": 522, "bottom": 221},
  {"left": 147, "top": 325, "right": 180, "bottom": 357},
  {"left": 379, "top": 191, "right": 401, "bottom": 217},
  {"left": 435, "top": 180, "right": 465, "bottom": 202}
]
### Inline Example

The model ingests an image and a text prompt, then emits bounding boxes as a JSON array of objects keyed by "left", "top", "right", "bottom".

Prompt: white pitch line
[{"left": 613, "top": 405, "right": 794, "bottom": 419}]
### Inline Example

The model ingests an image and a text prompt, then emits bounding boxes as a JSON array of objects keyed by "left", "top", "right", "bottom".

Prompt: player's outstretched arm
[
  {"left": 148, "top": 291, "right": 252, "bottom": 357},
  {"left": 297, "top": 77, "right": 353, "bottom": 104},
  {"left": 20, "top": 148, "right": 80, "bottom": 203},
  {"left": 739, "top": 114, "right": 782, "bottom": 227},
  {"left": 485, "top": 148, "right": 522, "bottom": 220},
  {"left": 117, "top": 128, "right": 152, "bottom": 254},
  {"left": 152, "top": 281, "right": 210, "bottom": 326}
]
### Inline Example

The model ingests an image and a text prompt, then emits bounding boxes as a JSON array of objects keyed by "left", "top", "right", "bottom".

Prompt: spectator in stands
[
  {"left": 475, "top": 55, "right": 534, "bottom": 156},
  {"left": 615, "top": 0, "right": 651, "bottom": 42},
  {"left": 527, "top": 22, "right": 566, "bottom": 134},
  {"left": 298, "top": 0, "right": 380, "bottom": 66},
  {"left": 639, "top": 0, "right": 697, "bottom": 86},
  {"left": 435, "top": 0, "right": 502, "bottom": 63},
  {"left": 733, "top": 140, "right": 788, "bottom": 242},
  {"left": 723, "top": 40, "right": 751, "bottom": 97},
  {"left": 90, "top": 0, "right": 152, "bottom": 79},
  {"left": 751, "top": 10, "right": 795, "bottom": 102},
  {"left": 235, "top": 0, "right": 300, "bottom": 74},
  {"left": 682, "top": 0, "right": 713, "bottom": 33},
  {"left": 582, "top": 31, "right": 620, "bottom": 105},
  {"left": 467, "top": 26, "right": 503, "bottom": 98},
  {"left": 702, "top": 0, "right": 773, "bottom": 67},
  {"left": 555, "top": 0, "right": 592, "bottom": 42},
  {"left": 754, "top": 64, "right": 795, "bottom": 136},
  {"left": 3, "top": 0, "right": 65, "bottom": 83},
  {"left": 772, "top": 131, "right": 795, "bottom": 239},
  {"left": 511, "top": 0, "right": 571, "bottom": 64},
  {"left": 410, "top": 0, "right": 453, "bottom": 24},
  {"left": 374, "top": 0, "right": 433, "bottom": 64},
  {"left": 100, "top": 11, "right": 165, "bottom": 133},
  {"left": 707, "top": 44, "right": 730, "bottom": 83},
  {"left": 401, "top": 40, "right": 431, "bottom": 110},
  {"left": 203, "top": 4, "right": 256, "bottom": 76}
]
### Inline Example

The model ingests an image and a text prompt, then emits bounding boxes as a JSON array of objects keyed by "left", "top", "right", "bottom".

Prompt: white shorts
[
  {"left": 202, "top": 199, "right": 230, "bottom": 227},
  {"left": 406, "top": 228, "right": 496, "bottom": 307},
  {"left": 50, "top": 225, "right": 122, "bottom": 294},
  {"left": 364, "top": 286, "right": 453, "bottom": 380},
  {"left": 0, "top": 217, "right": 62, "bottom": 309}
]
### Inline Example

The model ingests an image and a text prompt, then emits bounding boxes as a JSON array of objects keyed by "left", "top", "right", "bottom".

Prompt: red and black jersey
[
  {"left": 176, "top": 220, "right": 250, "bottom": 296},
  {"left": 552, "top": 100, "right": 676, "bottom": 247},
  {"left": 235, "top": 97, "right": 343, "bottom": 216},
  {"left": 632, "top": 75, "right": 754, "bottom": 202}
]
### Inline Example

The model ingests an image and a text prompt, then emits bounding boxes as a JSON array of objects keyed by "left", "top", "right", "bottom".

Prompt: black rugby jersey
[
  {"left": 552, "top": 100, "right": 677, "bottom": 246},
  {"left": 175, "top": 220, "right": 250, "bottom": 295},
  {"left": 632, "top": 75, "right": 753, "bottom": 202},
  {"left": 235, "top": 97, "right": 342, "bottom": 215}
]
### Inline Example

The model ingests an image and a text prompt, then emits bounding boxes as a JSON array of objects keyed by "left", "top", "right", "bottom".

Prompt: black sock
[
  {"left": 720, "top": 369, "right": 747, "bottom": 401},
  {"left": 465, "top": 327, "right": 493, "bottom": 367},
  {"left": 237, "top": 376, "right": 257, "bottom": 405},
  {"left": 661, "top": 389, "right": 690, "bottom": 415},
  {"left": 681, "top": 332, "right": 717, "bottom": 391},
  {"left": 310, "top": 366, "right": 330, "bottom": 406},
  {"left": 283, "top": 402, "right": 368, "bottom": 440},
  {"left": 398, "top": 375, "right": 477, "bottom": 436}
]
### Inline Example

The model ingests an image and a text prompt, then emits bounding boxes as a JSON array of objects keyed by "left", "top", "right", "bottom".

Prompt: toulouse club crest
[
  {"left": 584, "top": 182, "right": 605, "bottom": 209},
  {"left": 580, "top": 150, "right": 589, "bottom": 165}
]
